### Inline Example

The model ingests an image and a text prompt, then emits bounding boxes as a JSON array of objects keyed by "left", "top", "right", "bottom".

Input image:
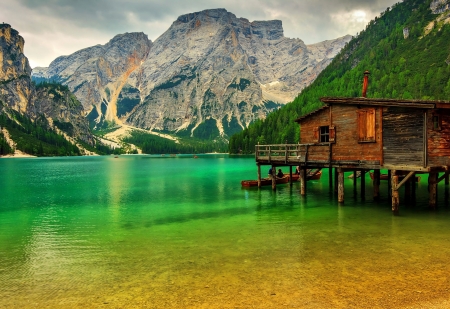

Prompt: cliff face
[
  {"left": 126, "top": 9, "right": 351, "bottom": 136},
  {"left": 33, "top": 9, "right": 351, "bottom": 138},
  {"left": 35, "top": 32, "right": 152, "bottom": 127},
  {"left": 0, "top": 24, "right": 93, "bottom": 145},
  {"left": 0, "top": 23, "right": 33, "bottom": 112}
]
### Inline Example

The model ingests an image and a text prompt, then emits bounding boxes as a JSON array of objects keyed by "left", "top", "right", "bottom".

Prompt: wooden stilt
[
  {"left": 329, "top": 167, "right": 333, "bottom": 193},
  {"left": 289, "top": 166, "right": 293, "bottom": 187},
  {"left": 338, "top": 169, "right": 344, "bottom": 204},
  {"left": 353, "top": 170, "right": 357, "bottom": 197},
  {"left": 412, "top": 174, "right": 416, "bottom": 204},
  {"left": 373, "top": 169, "right": 380, "bottom": 201},
  {"left": 387, "top": 170, "right": 392, "bottom": 199},
  {"left": 404, "top": 178, "right": 411, "bottom": 204},
  {"left": 271, "top": 165, "right": 276, "bottom": 191},
  {"left": 300, "top": 168, "right": 306, "bottom": 196},
  {"left": 446, "top": 173, "right": 449, "bottom": 186},
  {"left": 392, "top": 170, "right": 399, "bottom": 215},
  {"left": 361, "top": 169, "right": 366, "bottom": 200},
  {"left": 445, "top": 181, "right": 449, "bottom": 206},
  {"left": 334, "top": 168, "right": 338, "bottom": 195},
  {"left": 257, "top": 164, "right": 261, "bottom": 188},
  {"left": 429, "top": 172, "right": 438, "bottom": 209}
]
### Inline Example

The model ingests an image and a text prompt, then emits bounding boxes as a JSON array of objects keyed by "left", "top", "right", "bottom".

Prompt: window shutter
[
  {"left": 366, "top": 109, "right": 375, "bottom": 141},
  {"left": 357, "top": 110, "right": 366, "bottom": 141},
  {"left": 313, "top": 127, "right": 319, "bottom": 142},
  {"left": 329, "top": 126, "right": 336, "bottom": 143}
]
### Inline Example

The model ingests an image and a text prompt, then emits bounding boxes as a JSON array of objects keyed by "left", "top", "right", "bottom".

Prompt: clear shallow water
[{"left": 1, "top": 155, "right": 450, "bottom": 308}]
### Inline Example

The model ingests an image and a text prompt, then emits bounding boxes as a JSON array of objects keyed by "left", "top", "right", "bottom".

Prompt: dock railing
[{"left": 255, "top": 143, "right": 331, "bottom": 165}]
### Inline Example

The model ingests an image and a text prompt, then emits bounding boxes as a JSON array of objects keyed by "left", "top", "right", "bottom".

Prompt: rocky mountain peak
[
  {"left": 176, "top": 8, "right": 234, "bottom": 24},
  {"left": 32, "top": 9, "right": 351, "bottom": 139},
  {"left": 0, "top": 23, "right": 31, "bottom": 81}
]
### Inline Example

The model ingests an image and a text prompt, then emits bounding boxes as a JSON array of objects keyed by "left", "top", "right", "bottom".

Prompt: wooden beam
[
  {"left": 289, "top": 166, "right": 293, "bottom": 186},
  {"left": 361, "top": 169, "right": 366, "bottom": 200},
  {"left": 300, "top": 168, "right": 306, "bottom": 196},
  {"left": 338, "top": 168, "right": 344, "bottom": 204},
  {"left": 429, "top": 172, "right": 438, "bottom": 209},
  {"left": 271, "top": 165, "right": 276, "bottom": 191},
  {"left": 437, "top": 172, "right": 450, "bottom": 184},
  {"left": 387, "top": 170, "right": 392, "bottom": 198},
  {"left": 394, "top": 171, "right": 415, "bottom": 190},
  {"left": 392, "top": 170, "right": 399, "bottom": 215},
  {"left": 257, "top": 164, "right": 261, "bottom": 188},
  {"left": 373, "top": 170, "right": 380, "bottom": 201}
]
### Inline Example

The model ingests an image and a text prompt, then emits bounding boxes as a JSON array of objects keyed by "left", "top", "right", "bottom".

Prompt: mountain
[
  {"left": 229, "top": 0, "right": 450, "bottom": 153},
  {"left": 33, "top": 8, "right": 351, "bottom": 141},
  {"left": 0, "top": 23, "right": 96, "bottom": 156}
]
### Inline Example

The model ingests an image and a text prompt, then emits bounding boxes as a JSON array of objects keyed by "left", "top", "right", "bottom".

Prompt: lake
[{"left": 1, "top": 155, "right": 450, "bottom": 308}]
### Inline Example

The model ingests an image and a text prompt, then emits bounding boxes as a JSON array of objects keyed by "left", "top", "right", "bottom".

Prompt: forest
[
  {"left": 0, "top": 110, "right": 81, "bottom": 156},
  {"left": 123, "top": 130, "right": 228, "bottom": 154},
  {"left": 229, "top": 0, "right": 450, "bottom": 154}
]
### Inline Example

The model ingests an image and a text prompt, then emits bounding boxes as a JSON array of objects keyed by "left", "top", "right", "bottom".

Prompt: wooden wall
[
  {"left": 331, "top": 105, "right": 382, "bottom": 162},
  {"left": 298, "top": 105, "right": 383, "bottom": 162},
  {"left": 382, "top": 107, "right": 424, "bottom": 167},
  {"left": 427, "top": 109, "right": 450, "bottom": 166}
]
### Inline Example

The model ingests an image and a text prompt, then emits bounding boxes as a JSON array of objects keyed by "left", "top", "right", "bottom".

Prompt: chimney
[{"left": 362, "top": 70, "right": 370, "bottom": 98}]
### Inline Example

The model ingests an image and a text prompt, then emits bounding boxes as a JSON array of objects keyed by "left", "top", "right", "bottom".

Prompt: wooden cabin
[
  {"left": 297, "top": 96, "right": 450, "bottom": 171},
  {"left": 254, "top": 73, "right": 450, "bottom": 214}
]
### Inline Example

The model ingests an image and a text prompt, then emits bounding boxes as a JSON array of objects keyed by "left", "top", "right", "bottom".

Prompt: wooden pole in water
[
  {"left": 361, "top": 169, "right": 366, "bottom": 200},
  {"left": 289, "top": 166, "right": 293, "bottom": 187},
  {"left": 444, "top": 172, "right": 449, "bottom": 206},
  {"left": 353, "top": 170, "right": 357, "bottom": 197},
  {"left": 329, "top": 166, "right": 333, "bottom": 193},
  {"left": 412, "top": 173, "right": 416, "bottom": 204},
  {"left": 429, "top": 172, "right": 438, "bottom": 209},
  {"left": 257, "top": 164, "right": 261, "bottom": 188},
  {"left": 300, "top": 168, "right": 306, "bottom": 196},
  {"left": 338, "top": 168, "right": 344, "bottom": 204},
  {"left": 404, "top": 178, "right": 411, "bottom": 204},
  {"left": 271, "top": 166, "right": 277, "bottom": 190},
  {"left": 387, "top": 170, "right": 392, "bottom": 199},
  {"left": 392, "top": 170, "right": 399, "bottom": 215},
  {"left": 373, "top": 169, "right": 380, "bottom": 201},
  {"left": 334, "top": 167, "right": 338, "bottom": 195}
]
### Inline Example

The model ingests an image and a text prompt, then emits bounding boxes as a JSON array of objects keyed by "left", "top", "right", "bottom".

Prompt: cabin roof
[
  {"left": 295, "top": 97, "right": 450, "bottom": 123},
  {"left": 294, "top": 105, "right": 329, "bottom": 123},
  {"left": 321, "top": 97, "right": 450, "bottom": 109}
]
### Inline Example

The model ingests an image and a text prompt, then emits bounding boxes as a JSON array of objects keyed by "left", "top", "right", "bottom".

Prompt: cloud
[{"left": 1, "top": 0, "right": 399, "bottom": 67}]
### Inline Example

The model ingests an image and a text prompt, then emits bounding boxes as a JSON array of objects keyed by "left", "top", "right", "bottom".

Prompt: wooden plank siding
[
  {"left": 382, "top": 107, "right": 424, "bottom": 167},
  {"left": 428, "top": 110, "right": 450, "bottom": 166},
  {"left": 299, "top": 107, "right": 331, "bottom": 162},
  {"left": 330, "top": 105, "right": 382, "bottom": 162}
]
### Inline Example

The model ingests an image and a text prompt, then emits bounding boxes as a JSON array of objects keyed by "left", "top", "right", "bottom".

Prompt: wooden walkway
[{"left": 254, "top": 144, "right": 450, "bottom": 214}]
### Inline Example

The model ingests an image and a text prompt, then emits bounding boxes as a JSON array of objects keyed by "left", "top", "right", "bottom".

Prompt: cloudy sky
[{"left": 2, "top": 0, "right": 399, "bottom": 68}]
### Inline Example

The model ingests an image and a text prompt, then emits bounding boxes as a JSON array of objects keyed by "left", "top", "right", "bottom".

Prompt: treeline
[
  {"left": 0, "top": 131, "right": 13, "bottom": 155},
  {"left": 0, "top": 110, "right": 81, "bottom": 156},
  {"left": 230, "top": 0, "right": 450, "bottom": 154},
  {"left": 123, "top": 130, "right": 228, "bottom": 154}
]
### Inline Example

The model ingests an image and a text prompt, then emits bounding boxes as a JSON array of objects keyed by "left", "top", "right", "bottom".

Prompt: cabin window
[
  {"left": 432, "top": 115, "right": 441, "bottom": 130},
  {"left": 314, "top": 126, "right": 335, "bottom": 143},
  {"left": 357, "top": 108, "right": 376, "bottom": 142},
  {"left": 319, "top": 126, "right": 329, "bottom": 142}
]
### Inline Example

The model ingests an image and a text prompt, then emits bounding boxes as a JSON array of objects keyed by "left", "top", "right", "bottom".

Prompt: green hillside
[{"left": 229, "top": 0, "right": 450, "bottom": 154}]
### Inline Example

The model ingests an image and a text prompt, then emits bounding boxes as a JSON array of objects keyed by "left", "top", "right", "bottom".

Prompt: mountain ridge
[{"left": 32, "top": 8, "right": 351, "bottom": 140}]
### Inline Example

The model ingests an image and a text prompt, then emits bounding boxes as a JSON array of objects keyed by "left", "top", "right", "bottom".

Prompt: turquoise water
[{"left": 1, "top": 155, "right": 450, "bottom": 308}]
